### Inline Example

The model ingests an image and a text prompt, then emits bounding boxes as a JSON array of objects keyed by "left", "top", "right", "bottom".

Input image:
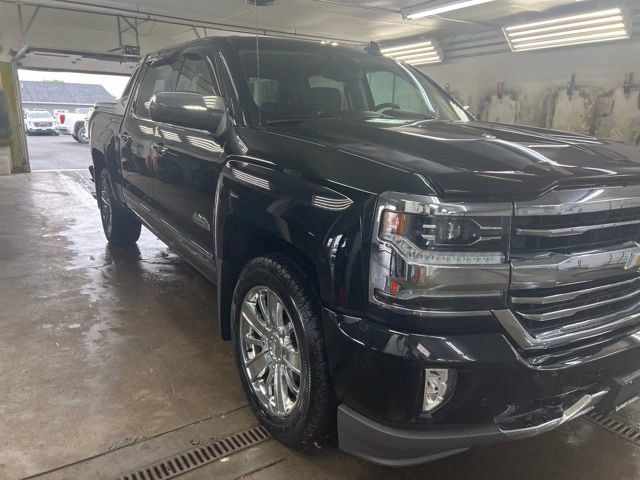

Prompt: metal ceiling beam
[
  {"left": 17, "top": 4, "right": 42, "bottom": 46},
  {"left": 0, "top": 0, "right": 365, "bottom": 45}
]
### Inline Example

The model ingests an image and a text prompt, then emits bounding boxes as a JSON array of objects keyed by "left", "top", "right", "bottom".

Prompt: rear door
[
  {"left": 151, "top": 46, "right": 225, "bottom": 255},
  {"left": 120, "top": 52, "right": 180, "bottom": 212}
]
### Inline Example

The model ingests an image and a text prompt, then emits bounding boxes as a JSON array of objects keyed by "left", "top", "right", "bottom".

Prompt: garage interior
[{"left": 1, "top": 1, "right": 640, "bottom": 479}]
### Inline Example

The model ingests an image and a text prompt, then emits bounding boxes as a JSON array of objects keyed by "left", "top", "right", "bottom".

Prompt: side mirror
[{"left": 149, "top": 92, "right": 228, "bottom": 136}]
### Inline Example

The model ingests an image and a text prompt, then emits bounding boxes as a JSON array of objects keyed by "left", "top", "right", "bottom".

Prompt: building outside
[{"left": 20, "top": 80, "right": 114, "bottom": 115}]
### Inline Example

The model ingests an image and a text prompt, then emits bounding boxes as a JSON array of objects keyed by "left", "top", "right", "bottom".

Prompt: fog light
[{"left": 423, "top": 368, "right": 455, "bottom": 412}]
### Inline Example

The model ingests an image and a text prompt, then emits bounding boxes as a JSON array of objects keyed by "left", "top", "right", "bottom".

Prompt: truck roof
[{"left": 146, "top": 35, "right": 368, "bottom": 60}]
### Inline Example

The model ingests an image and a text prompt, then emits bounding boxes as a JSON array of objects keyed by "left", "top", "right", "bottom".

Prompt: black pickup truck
[{"left": 89, "top": 36, "right": 640, "bottom": 466}]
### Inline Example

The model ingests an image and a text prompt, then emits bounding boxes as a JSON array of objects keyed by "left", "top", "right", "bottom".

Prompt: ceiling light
[
  {"left": 381, "top": 40, "right": 442, "bottom": 65},
  {"left": 503, "top": 7, "right": 630, "bottom": 52},
  {"left": 405, "top": 0, "right": 496, "bottom": 20}
]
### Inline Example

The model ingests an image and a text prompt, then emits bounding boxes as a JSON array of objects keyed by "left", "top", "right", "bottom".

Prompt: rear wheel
[
  {"left": 97, "top": 169, "right": 141, "bottom": 246},
  {"left": 232, "top": 254, "right": 336, "bottom": 448},
  {"left": 75, "top": 124, "right": 89, "bottom": 144}
]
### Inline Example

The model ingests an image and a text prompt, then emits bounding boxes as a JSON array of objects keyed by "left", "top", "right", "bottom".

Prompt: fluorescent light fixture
[
  {"left": 504, "top": 7, "right": 630, "bottom": 52},
  {"left": 405, "top": 0, "right": 496, "bottom": 20},
  {"left": 381, "top": 40, "right": 442, "bottom": 65}
]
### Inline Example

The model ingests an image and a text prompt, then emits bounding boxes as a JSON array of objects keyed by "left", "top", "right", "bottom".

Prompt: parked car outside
[
  {"left": 56, "top": 107, "right": 92, "bottom": 143},
  {"left": 25, "top": 110, "right": 59, "bottom": 136}
]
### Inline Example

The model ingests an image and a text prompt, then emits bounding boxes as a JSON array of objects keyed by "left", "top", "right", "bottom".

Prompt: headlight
[{"left": 369, "top": 192, "right": 511, "bottom": 316}]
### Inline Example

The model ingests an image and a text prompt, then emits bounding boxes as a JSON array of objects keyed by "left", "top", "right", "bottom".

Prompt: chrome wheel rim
[
  {"left": 100, "top": 178, "right": 112, "bottom": 235},
  {"left": 239, "top": 286, "right": 302, "bottom": 417},
  {"left": 79, "top": 127, "right": 89, "bottom": 141}
]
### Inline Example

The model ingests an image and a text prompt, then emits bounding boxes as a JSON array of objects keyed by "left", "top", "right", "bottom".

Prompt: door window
[
  {"left": 176, "top": 53, "right": 218, "bottom": 96},
  {"left": 134, "top": 57, "right": 178, "bottom": 118}
]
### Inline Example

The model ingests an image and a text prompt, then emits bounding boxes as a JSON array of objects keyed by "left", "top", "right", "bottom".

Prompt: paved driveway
[{"left": 27, "top": 134, "right": 91, "bottom": 171}]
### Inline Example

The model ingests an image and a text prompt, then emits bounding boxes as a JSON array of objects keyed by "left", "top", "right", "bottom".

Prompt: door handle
[
  {"left": 152, "top": 142, "right": 168, "bottom": 155},
  {"left": 120, "top": 133, "right": 131, "bottom": 143}
]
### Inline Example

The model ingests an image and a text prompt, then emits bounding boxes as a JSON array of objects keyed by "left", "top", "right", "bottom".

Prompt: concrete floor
[
  {"left": 26, "top": 134, "right": 90, "bottom": 170},
  {"left": 1, "top": 170, "right": 640, "bottom": 480}
]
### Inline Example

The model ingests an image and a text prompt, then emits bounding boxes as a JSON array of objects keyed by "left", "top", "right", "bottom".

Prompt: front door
[
  {"left": 120, "top": 53, "right": 179, "bottom": 211},
  {"left": 152, "top": 47, "right": 225, "bottom": 255}
]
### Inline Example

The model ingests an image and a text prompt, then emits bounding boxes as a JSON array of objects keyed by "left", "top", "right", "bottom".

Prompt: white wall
[{"left": 423, "top": 38, "right": 640, "bottom": 143}]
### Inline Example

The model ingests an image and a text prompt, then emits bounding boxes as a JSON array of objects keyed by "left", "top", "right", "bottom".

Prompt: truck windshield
[{"left": 237, "top": 44, "right": 470, "bottom": 126}]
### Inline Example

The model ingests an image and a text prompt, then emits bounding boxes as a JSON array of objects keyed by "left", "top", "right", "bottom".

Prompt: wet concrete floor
[{"left": 1, "top": 170, "right": 639, "bottom": 479}]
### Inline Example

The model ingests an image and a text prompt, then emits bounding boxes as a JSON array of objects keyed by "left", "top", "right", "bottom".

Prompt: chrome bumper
[{"left": 496, "top": 390, "right": 608, "bottom": 440}]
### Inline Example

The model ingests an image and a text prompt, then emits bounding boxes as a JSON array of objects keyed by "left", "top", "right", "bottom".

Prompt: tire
[
  {"left": 231, "top": 254, "right": 336, "bottom": 449},
  {"left": 97, "top": 169, "right": 141, "bottom": 246},
  {"left": 75, "top": 124, "right": 89, "bottom": 144}
]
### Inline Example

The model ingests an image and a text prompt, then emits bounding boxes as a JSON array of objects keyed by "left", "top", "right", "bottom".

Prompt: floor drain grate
[
  {"left": 119, "top": 425, "right": 270, "bottom": 480},
  {"left": 586, "top": 412, "right": 640, "bottom": 445}
]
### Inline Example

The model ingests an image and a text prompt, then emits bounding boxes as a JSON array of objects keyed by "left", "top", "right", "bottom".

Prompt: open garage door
[
  {"left": 11, "top": 42, "right": 139, "bottom": 171},
  {"left": 14, "top": 47, "right": 137, "bottom": 171},
  {"left": 14, "top": 46, "right": 138, "bottom": 76}
]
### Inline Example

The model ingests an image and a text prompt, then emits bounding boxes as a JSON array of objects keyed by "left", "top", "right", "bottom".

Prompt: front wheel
[
  {"left": 232, "top": 254, "right": 336, "bottom": 448},
  {"left": 97, "top": 169, "right": 141, "bottom": 246}
]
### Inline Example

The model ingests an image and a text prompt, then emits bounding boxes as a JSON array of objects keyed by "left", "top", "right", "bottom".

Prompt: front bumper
[
  {"left": 324, "top": 309, "right": 640, "bottom": 466},
  {"left": 27, "top": 127, "right": 56, "bottom": 133},
  {"left": 338, "top": 389, "right": 606, "bottom": 466}
]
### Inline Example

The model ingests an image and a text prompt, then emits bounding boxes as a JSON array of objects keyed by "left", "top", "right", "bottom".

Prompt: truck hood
[{"left": 271, "top": 119, "right": 640, "bottom": 200}]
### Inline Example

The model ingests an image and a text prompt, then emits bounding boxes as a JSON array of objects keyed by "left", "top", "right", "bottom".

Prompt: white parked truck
[{"left": 56, "top": 107, "right": 92, "bottom": 143}]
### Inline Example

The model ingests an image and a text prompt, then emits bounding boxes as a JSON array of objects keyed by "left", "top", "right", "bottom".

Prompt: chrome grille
[
  {"left": 496, "top": 185, "right": 640, "bottom": 351},
  {"left": 510, "top": 274, "right": 640, "bottom": 336},
  {"left": 512, "top": 206, "right": 640, "bottom": 254}
]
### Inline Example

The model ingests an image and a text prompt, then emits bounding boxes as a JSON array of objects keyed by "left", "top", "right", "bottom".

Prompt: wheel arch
[
  {"left": 216, "top": 215, "right": 324, "bottom": 341},
  {"left": 213, "top": 157, "right": 368, "bottom": 341}
]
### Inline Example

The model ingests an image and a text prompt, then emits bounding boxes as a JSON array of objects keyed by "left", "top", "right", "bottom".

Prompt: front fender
[{"left": 215, "top": 156, "right": 373, "bottom": 311}]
